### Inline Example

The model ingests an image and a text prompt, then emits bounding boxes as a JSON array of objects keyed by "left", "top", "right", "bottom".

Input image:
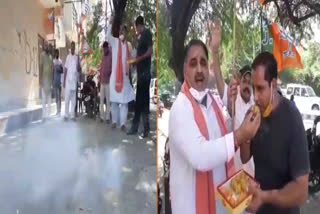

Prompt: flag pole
[
  {"left": 260, "top": 5, "right": 263, "bottom": 52},
  {"left": 232, "top": 0, "right": 237, "bottom": 130}
]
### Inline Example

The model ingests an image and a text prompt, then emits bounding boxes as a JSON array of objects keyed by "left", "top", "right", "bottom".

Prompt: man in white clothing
[
  {"left": 169, "top": 37, "right": 261, "bottom": 214},
  {"left": 208, "top": 22, "right": 255, "bottom": 177},
  {"left": 63, "top": 41, "right": 81, "bottom": 121},
  {"left": 106, "top": 19, "right": 135, "bottom": 131}
]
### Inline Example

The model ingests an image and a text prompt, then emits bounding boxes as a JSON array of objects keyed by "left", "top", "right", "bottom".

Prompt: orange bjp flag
[
  {"left": 261, "top": 17, "right": 303, "bottom": 72},
  {"left": 270, "top": 23, "right": 303, "bottom": 72}
]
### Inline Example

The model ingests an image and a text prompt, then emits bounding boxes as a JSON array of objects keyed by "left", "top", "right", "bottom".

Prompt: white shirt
[
  {"left": 169, "top": 91, "right": 235, "bottom": 214},
  {"left": 106, "top": 25, "right": 135, "bottom": 104},
  {"left": 64, "top": 54, "right": 79, "bottom": 90},
  {"left": 222, "top": 84, "right": 255, "bottom": 176}
]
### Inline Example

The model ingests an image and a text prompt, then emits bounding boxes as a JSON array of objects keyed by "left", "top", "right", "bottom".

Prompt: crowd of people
[
  {"left": 38, "top": 14, "right": 153, "bottom": 138},
  {"left": 168, "top": 21, "right": 309, "bottom": 214}
]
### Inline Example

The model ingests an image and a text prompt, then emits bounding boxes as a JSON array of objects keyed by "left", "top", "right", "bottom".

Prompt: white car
[
  {"left": 285, "top": 83, "right": 320, "bottom": 112},
  {"left": 150, "top": 78, "right": 157, "bottom": 104}
]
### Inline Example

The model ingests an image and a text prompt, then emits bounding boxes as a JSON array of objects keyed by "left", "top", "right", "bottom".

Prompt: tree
[
  {"left": 86, "top": 1, "right": 103, "bottom": 68},
  {"left": 111, "top": 0, "right": 128, "bottom": 37},
  {"left": 162, "top": 0, "right": 320, "bottom": 83},
  {"left": 86, "top": 0, "right": 157, "bottom": 77},
  {"left": 158, "top": 3, "right": 175, "bottom": 91},
  {"left": 165, "top": 0, "right": 201, "bottom": 82},
  {"left": 110, "top": 0, "right": 157, "bottom": 77},
  {"left": 259, "top": 0, "right": 320, "bottom": 41},
  {"left": 123, "top": 0, "right": 157, "bottom": 77}
]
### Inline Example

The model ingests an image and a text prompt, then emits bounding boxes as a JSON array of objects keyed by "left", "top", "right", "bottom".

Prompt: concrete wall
[{"left": 0, "top": 0, "right": 47, "bottom": 111}]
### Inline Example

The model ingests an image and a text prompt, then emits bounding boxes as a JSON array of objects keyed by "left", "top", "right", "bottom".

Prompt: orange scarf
[
  {"left": 181, "top": 82, "right": 235, "bottom": 214},
  {"left": 115, "top": 39, "right": 130, "bottom": 92}
]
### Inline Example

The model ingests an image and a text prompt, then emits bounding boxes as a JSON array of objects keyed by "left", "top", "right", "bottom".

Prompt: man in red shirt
[{"left": 99, "top": 41, "right": 112, "bottom": 123}]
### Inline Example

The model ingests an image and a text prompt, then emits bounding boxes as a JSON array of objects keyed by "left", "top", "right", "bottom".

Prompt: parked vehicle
[
  {"left": 159, "top": 91, "right": 175, "bottom": 109},
  {"left": 285, "top": 83, "right": 320, "bottom": 112},
  {"left": 306, "top": 116, "right": 320, "bottom": 194},
  {"left": 150, "top": 78, "right": 157, "bottom": 104}
]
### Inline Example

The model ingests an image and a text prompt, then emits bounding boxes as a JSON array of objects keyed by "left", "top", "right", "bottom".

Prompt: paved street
[
  {"left": 157, "top": 108, "right": 320, "bottom": 214},
  {"left": 0, "top": 107, "right": 157, "bottom": 214}
]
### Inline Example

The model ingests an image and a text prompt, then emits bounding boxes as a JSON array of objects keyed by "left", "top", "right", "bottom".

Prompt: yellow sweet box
[{"left": 217, "top": 169, "right": 256, "bottom": 214}]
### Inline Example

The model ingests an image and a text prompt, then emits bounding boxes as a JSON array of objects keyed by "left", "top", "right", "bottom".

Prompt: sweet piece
[{"left": 253, "top": 104, "right": 260, "bottom": 115}]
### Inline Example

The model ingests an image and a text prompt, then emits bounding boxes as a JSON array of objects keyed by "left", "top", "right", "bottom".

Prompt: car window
[
  {"left": 294, "top": 87, "right": 300, "bottom": 96},
  {"left": 301, "top": 88, "right": 308, "bottom": 97},
  {"left": 307, "top": 87, "right": 316, "bottom": 97},
  {"left": 287, "top": 87, "right": 293, "bottom": 95}
]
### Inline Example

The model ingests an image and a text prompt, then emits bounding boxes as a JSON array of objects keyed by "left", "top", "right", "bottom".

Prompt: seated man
[{"left": 82, "top": 75, "right": 97, "bottom": 116}]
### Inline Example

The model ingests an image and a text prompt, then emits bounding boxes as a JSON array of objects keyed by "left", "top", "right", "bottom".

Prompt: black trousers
[{"left": 131, "top": 73, "right": 151, "bottom": 133}]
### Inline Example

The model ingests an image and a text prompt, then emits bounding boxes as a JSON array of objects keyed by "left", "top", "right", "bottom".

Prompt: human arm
[
  {"left": 246, "top": 174, "right": 308, "bottom": 213},
  {"left": 207, "top": 21, "right": 225, "bottom": 99},
  {"left": 169, "top": 96, "right": 260, "bottom": 171},
  {"left": 134, "top": 30, "right": 153, "bottom": 64},
  {"left": 106, "top": 16, "right": 117, "bottom": 45},
  {"left": 135, "top": 46, "right": 153, "bottom": 64},
  {"left": 169, "top": 99, "right": 236, "bottom": 171}
]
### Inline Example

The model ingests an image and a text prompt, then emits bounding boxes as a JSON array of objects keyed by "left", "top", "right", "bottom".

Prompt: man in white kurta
[
  {"left": 106, "top": 22, "right": 135, "bottom": 130},
  {"left": 63, "top": 41, "right": 80, "bottom": 121},
  {"left": 169, "top": 90, "right": 235, "bottom": 214},
  {"left": 220, "top": 68, "right": 255, "bottom": 177},
  {"left": 209, "top": 22, "right": 255, "bottom": 177},
  {"left": 169, "top": 38, "right": 261, "bottom": 214}
]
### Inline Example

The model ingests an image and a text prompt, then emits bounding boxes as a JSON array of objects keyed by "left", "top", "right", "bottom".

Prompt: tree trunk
[
  {"left": 112, "top": 0, "right": 128, "bottom": 37},
  {"left": 168, "top": 0, "right": 201, "bottom": 83}
]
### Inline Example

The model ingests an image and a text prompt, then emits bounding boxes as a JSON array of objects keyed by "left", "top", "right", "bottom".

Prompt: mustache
[{"left": 195, "top": 73, "right": 204, "bottom": 80}]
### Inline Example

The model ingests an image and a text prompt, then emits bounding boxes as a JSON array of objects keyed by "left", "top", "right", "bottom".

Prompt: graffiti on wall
[
  {"left": 16, "top": 30, "right": 39, "bottom": 77},
  {"left": 0, "top": 30, "right": 39, "bottom": 77}
]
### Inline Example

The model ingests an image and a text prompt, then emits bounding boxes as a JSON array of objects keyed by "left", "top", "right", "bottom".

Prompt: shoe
[
  {"left": 100, "top": 119, "right": 104, "bottom": 123},
  {"left": 141, "top": 131, "right": 149, "bottom": 138},
  {"left": 56, "top": 112, "right": 61, "bottom": 117},
  {"left": 71, "top": 117, "right": 76, "bottom": 122},
  {"left": 127, "top": 129, "right": 138, "bottom": 135},
  {"left": 121, "top": 125, "right": 126, "bottom": 132},
  {"left": 111, "top": 123, "right": 117, "bottom": 129},
  {"left": 106, "top": 119, "right": 110, "bottom": 124},
  {"left": 64, "top": 117, "right": 68, "bottom": 121}
]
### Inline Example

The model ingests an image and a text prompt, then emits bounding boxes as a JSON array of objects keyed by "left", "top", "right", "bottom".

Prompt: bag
[{"left": 55, "top": 64, "right": 63, "bottom": 74}]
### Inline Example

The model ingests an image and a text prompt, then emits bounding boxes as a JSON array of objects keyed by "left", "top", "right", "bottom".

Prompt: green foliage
[
  {"left": 158, "top": 3, "right": 175, "bottom": 91},
  {"left": 85, "top": 1, "right": 103, "bottom": 68},
  {"left": 85, "top": 0, "right": 156, "bottom": 78},
  {"left": 162, "top": 0, "right": 320, "bottom": 88},
  {"left": 124, "top": 0, "right": 157, "bottom": 78}
]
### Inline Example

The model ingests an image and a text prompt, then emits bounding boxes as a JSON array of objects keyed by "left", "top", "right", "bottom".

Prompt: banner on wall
[
  {"left": 54, "top": 16, "right": 66, "bottom": 48},
  {"left": 43, "top": 8, "right": 54, "bottom": 35}
]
